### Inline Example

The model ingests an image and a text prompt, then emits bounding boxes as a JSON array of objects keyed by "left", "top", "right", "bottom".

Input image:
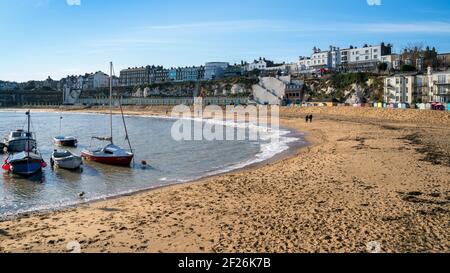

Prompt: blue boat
[
  {"left": 3, "top": 151, "right": 45, "bottom": 176},
  {"left": 1, "top": 111, "right": 46, "bottom": 176}
]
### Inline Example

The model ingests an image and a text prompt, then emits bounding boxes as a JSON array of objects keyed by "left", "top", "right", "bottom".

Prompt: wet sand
[{"left": 0, "top": 106, "right": 449, "bottom": 253}]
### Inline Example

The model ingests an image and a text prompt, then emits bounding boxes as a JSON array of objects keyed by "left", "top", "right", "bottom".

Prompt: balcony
[
  {"left": 436, "top": 89, "right": 450, "bottom": 96},
  {"left": 384, "top": 84, "right": 395, "bottom": 90}
]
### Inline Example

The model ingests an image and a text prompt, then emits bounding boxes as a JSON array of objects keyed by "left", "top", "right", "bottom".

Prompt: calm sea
[{"left": 0, "top": 111, "right": 300, "bottom": 218}]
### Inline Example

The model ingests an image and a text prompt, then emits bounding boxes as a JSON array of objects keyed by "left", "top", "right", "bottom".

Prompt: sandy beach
[{"left": 0, "top": 106, "right": 449, "bottom": 253}]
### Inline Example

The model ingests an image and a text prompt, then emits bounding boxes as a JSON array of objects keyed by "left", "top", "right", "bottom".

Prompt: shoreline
[
  {"left": 0, "top": 106, "right": 449, "bottom": 253},
  {"left": 0, "top": 109, "right": 308, "bottom": 221}
]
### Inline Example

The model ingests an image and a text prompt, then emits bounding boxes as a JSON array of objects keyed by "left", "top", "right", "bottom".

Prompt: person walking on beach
[
  {"left": 305, "top": 115, "right": 310, "bottom": 123},
  {"left": 309, "top": 115, "right": 314, "bottom": 123}
]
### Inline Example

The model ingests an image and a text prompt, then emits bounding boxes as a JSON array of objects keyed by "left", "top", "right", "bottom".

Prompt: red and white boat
[
  {"left": 82, "top": 143, "right": 133, "bottom": 166},
  {"left": 81, "top": 62, "right": 134, "bottom": 167}
]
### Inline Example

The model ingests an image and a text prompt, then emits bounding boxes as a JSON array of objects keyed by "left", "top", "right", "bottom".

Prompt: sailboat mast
[
  {"left": 27, "top": 111, "right": 30, "bottom": 156},
  {"left": 110, "top": 61, "right": 113, "bottom": 144},
  {"left": 59, "top": 116, "right": 62, "bottom": 136}
]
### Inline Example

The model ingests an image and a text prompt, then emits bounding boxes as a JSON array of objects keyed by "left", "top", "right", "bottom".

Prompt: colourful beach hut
[{"left": 447, "top": 103, "right": 450, "bottom": 111}]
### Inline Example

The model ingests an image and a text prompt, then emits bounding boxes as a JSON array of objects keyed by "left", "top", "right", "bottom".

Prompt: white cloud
[
  {"left": 137, "top": 20, "right": 450, "bottom": 34},
  {"left": 66, "top": 0, "right": 81, "bottom": 6},
  {"left": 367, "top": 0, "right": 381, "bottom": 6}
]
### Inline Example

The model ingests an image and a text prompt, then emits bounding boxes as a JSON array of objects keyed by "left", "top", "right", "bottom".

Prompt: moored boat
[
  {"left": 53, "top": 136, "right": 78, "bottom": 147},
  {"left": 2, "top": 111, "right": 46, "bottom": 176},
  {"left": 81, "top": 143, "right": 133, "bottom": 166},
  {"left": 53, "top": 116, "right": 78, "bottom": 147},
  {"left": 2, "top": 151, "right": 46, "bottom": 176},
  {"left": 4, "top": 129, "right": 37, "bottom": 153},
  {"left": 51, "top": 150, "right": 82, "bottom": 170},
  {"left": 81, "top": 62, "right": 134, "bottom": 167}
]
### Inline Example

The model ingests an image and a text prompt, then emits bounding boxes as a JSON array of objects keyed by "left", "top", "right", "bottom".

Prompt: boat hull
[
  {"left": 81, "top": 151, "right": 133, "bottom": 166},
  {"left": 9, "top": 159, "right": 43, "bottom": 176},
  {"left": 54, "top": 139, "right": 78, "bottom": 147},
  {"left": 53, "top": 156, "right": 82, "bottom": 170}
]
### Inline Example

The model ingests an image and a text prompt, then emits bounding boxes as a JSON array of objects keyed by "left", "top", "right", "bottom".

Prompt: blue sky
[{"left": 1, "top": 0, "right": 450, "bottom": 82}]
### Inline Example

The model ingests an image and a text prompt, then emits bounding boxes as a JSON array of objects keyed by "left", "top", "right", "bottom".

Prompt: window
[
  {"left": 365, "top": 50, "right": 369, "bottom": 54},
  {"left": 365, "top": 56, "right": 369, "bottom": 60},
  {"left": 356, "top": 57, "right": 360, "bottom": 61},
  {"left": 374, "top": 55, "right": 378, "bottom": 59},
  {"left": 374, "top": 49, "right": 378, "bottom": 53}
]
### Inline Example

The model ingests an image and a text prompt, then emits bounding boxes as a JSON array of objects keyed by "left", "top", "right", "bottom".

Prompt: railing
[{"left": 77, "top": 97, "right": 249, "bottom": 106}]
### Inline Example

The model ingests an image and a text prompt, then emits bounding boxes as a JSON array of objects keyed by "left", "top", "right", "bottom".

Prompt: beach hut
[
  {"left": 447, "top": 103, "right": 450, "bottom": 111},
  {"left": 425, "top": 103, "right": 431, "bottom": 110}
]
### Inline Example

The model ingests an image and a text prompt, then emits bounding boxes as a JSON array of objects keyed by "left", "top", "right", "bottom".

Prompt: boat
[
  {"left": 51, "top": 150, "right": 82, "bottom": 170},
  {"left": 54, "top": 136, "right": 78, "bottom": 147},
  {"left": 4, "top": 129, "right": 37, "bottom": 153},
  {"left": 81, "top": 62, "right": 134, "bottom": 166},
  {"left": 0, "top": 142, "right": 5, "bottom": 153},
  {"left": 53, "top": 116, "right": 78, "bottom": 147},
  {"left": 81, "top": 143, "right": 133, "bottom": 166},
  {"left": 2, "top": 111, "right": 46, "bottom": 176},
  {"left": 2, "top": 151, "right": 46, "bottom": 176}
]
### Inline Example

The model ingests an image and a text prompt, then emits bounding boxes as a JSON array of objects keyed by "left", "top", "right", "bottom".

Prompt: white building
[
  {"left": 298, "top": 57, "right": 312, "bottom": 72},
  {"left": 428, "top": 68, "right": 450, "bottom": 103},
  {"left": 384, "top": 67, "right": 450, "bottom": 104},
  {"left": 299, "top": 43, "right": 393, "bottom": 72},
  {"left": 311, "top": 47, "right": 332, "bottom": 70},
  {"left": 247, "top": 58, "right": 269, "bottom": 71},
  {"left": 298, "top": 46, "right": 341, "bottom": 72},
  {"left": 246, "top": 58, "right": 286, "bottom": 73},
  {"left": 384, "top": 74, "right": 417, "bottom": 104}
]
